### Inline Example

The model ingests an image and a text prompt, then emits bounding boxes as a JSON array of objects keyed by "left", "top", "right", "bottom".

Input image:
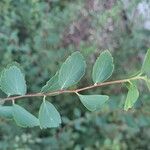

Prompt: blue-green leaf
[
  {"left": 141, "top": 49, "right": 150, "bottom": 77},
  {"left": 92, "top": 50, "right": 114, "bottom": 84},
  {"left": 41, "top": 72, "right": 60, "bottom": 93},
  {"left": 0, "top": 65, "right": 27, "bottom": 96},
  {"left": 78, "top": 94, "right": 109, "bottom": 111},
  {"left": 59, "top": 51, "right": 86, "bottom": 89},
  {"left": 0, "top": 106, "right": 13, "bottom": 119},
  {"left": 13, "top": 104, "right": 39, "bottom": 127},
  {"left": 39, "top": 99, "right": 61, "bottom": 129},
  {"left": 124, "top": 83, "right": 139, "bottom": 111}
]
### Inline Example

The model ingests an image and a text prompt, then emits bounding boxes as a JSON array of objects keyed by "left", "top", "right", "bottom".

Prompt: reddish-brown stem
[{"left": 1, "top": 76, "right": 143, "bottom": 102}]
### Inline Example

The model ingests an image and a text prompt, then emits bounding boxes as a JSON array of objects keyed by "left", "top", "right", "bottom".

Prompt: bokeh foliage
[{"left": 0, "top": 0, "right": 150, "bottom": 149}]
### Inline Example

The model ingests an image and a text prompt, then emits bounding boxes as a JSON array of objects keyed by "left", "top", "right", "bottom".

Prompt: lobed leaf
[
  {"left": 41, "top": 72, "right": 60, "bottom": 93},
  {"left": 141, "top": 49, "right": 150, "bottom": 77},
  {"left": 39, "top": 99, "right": 61, "bottom": 129},
  {"left": 13, "top": 104, "right": 39, "bottom": 127},
  {"left": 124, "top": 83, "right": 139, "bottom": 111},
  {"left": 92, "top": 50, "right": 114, "bottom": 84},
  {"left": 59, "top": 51, "right": 86, "bottom": 89},
  {"left": 0, "top": 65, "right": 27, "bottom": 96},
  {"left": 0, "top": 106, "right": 13, "bottom": 119},
  {"left": 78, "top": 94, "right": 109, "bottom": 111}
]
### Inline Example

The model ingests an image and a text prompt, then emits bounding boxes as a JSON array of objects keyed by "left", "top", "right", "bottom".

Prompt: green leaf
[
  {"left": 92, "top": 50, "right": 114, "bottom": 84},
  {"left": 59, "top": 51, "right": 86, "bottom": 89},
  {"left": 41, "top": 72, "right": 60, "bottom": 93},
  {"left": 13, "top": 104, "right": 39, "bottom": 127},
  {"left": 0, "top": 106, "right": 13, "bottom": 119},
  {"left": 0, "top": 65, "right": 27, "bottom": 96},
  {"left": 124, "top": 83, "right": 139, "bottom": 111},
  {"left": 142, "top": 49, "right": 150, "bottom": 77},
  {"left": 78, "top": 94, "right": 109, "bottom": 111},
  {"left": 39, "top": 99, "right": 61, "bottom": 129}
]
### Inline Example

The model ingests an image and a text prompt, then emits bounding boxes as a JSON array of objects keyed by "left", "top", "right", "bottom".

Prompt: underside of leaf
[{"left": 78, "top": 94, "right": 109, "bottom": 111}]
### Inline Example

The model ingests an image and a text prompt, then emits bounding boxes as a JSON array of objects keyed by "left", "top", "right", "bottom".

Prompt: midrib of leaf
[
  {"left": 61, "top": 62, "right": 81, "bottom": 89},
  {"left": 14, "top": 71, "right": 19, "bottom": 94},
  {"left": 11, "top": 70, "right": 20, "bottom": 95},
  {"left": 44, "top": 100, "right": 54, "bottom": 122},
  {"left": 61, "top": 64, "right": 74, "bottom": 89},
  {"left": 7, "top": 68, "right": 17, "bottom": 93}
]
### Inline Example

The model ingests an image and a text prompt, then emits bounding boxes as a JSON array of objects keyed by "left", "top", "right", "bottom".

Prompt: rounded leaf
[
  {"left": 39, "top": 99, "right": 61, "bottom": 129},
  {"left": 92, "top": 50, "right": 114, "bottom": 84},
  {"left": 13, "top": 104, "right": 39, "bottom": 127},
  {"left": 78, "top": 94, "right": 109, "bottom": 111},
  {"left": 59, "top": 51, "right": 86, "bottom": 89},
  {"left": 0, "top": 65, "right": 27, "bottom": 96},
  {"left": 124, "top": 83, "right": 139, "bottom": 111}
]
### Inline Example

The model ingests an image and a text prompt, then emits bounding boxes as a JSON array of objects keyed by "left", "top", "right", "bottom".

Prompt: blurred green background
[{"left": 0, "top": 0, "right": 150, "bottom": 149}]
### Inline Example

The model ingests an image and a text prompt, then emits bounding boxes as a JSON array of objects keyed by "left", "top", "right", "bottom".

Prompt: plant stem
[{"left": 1, "top": 76, "right": 144, "bottom": 102}]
